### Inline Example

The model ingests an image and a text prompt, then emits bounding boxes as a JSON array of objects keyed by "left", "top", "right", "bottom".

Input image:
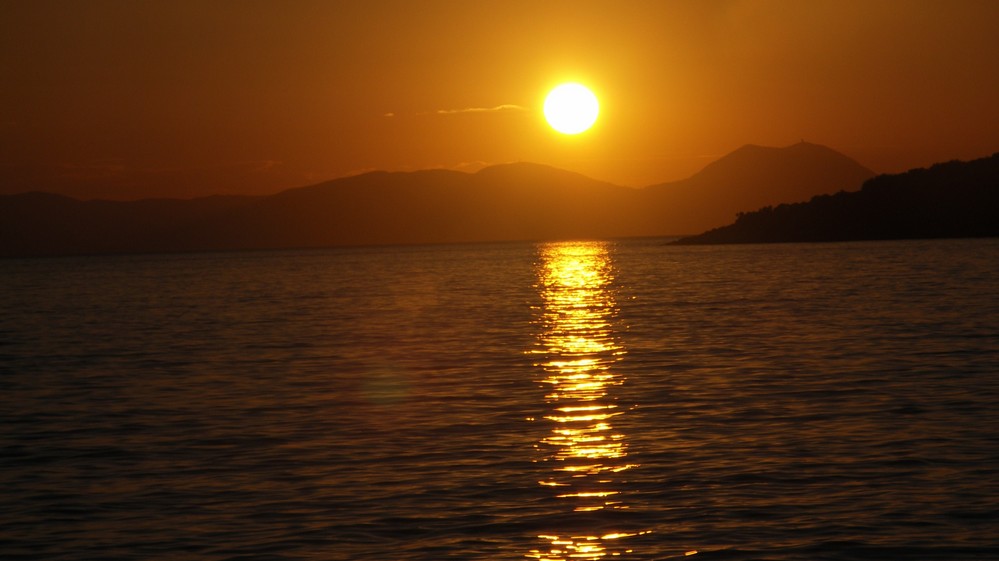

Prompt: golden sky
[{"left": 2, "top": 0, "right": 998, "bottom": 199}]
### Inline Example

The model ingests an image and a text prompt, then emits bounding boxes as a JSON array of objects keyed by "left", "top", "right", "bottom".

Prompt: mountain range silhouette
[
  {"left": 641, "top": 141, "right": 875, "bottom": 233},
  {"left": 674, "top": 152, "right": 999, "bottom": 244},
  {"left": 2, "top": 141, "right": 959, "bottom": 257}
]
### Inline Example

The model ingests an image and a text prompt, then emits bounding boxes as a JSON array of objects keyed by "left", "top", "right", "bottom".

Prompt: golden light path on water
[{"left": 527, "top": 241, "right": 650, "bottom": 560}]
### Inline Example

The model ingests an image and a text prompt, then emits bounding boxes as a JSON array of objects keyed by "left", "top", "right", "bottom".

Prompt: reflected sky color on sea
[
  {"left": 2, "top": 239, "right": 997, "bottom": 560},
  {"left": 529, "top": 241, "right": 648, "bottom": 560}
]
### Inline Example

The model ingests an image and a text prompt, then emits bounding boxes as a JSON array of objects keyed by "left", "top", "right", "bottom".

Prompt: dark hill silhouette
[
  {"left": 0, "top": 143, "right": 874, "bottom": 257},
  {"left": 188, "top": 163, "right": 638, "bottom": 251},
  {"left": 674, "top": 152, "right": 999, "bottom": 244},
  {"left": 638, "top": 142, "right": 875, "bottom": 234},
  {"left": 0, "top": 192, "right": 257, "bottom": 256}
]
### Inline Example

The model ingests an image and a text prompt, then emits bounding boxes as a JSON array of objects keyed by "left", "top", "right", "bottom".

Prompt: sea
[{"left": 2, "top": 237, "right": 998, "bottom": 561}]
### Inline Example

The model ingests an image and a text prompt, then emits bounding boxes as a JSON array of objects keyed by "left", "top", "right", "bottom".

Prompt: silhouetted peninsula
[
  {"left": 0, "top": 143, "right": 874, "bottom": 257},
  {"left": 643, "top": 142, "right": 875, "bottom": 232},
  {"left": 674, "top": 153, "right": 999, "bottom": 244}
]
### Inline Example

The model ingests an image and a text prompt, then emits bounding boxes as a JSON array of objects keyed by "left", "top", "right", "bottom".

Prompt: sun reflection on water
[{"left": 528, "top": 241, "right": 645, "bottom": 560}]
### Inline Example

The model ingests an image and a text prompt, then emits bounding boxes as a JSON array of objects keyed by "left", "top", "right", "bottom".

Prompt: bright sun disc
[{"left": 544, "top": 83, "right": 599, "bottom": 134}]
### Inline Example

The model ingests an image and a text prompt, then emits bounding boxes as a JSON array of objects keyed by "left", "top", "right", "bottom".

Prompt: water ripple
[{"left": 1, "top": 239, "right": 997, "bottom": 559}]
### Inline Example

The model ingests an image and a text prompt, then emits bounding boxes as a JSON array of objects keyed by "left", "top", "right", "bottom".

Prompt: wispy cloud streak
[
  {"left": 383, "top": 105, "right": 527, "bottom": 118},
  {"left": 434, "top": 104, "right": 526, "bottom": 114}
]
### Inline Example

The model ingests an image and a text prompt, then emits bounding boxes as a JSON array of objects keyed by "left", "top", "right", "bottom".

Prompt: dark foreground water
[{"left": 2, "top": 238, "right": 998, "bottom": 560}]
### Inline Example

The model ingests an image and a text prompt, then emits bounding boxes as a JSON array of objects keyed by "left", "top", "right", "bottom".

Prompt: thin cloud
[
  {"left": 451, "top": 160, "right": 491, "bottom": 172},
  {"left": 417, "top": 103, "right": 527, "bottom": 115},
  {"left": 431, "top": 104, "right": 527, "bottom": 115},
  {"left": 385, "top": 105, "right": 527, "bottom": 117}
]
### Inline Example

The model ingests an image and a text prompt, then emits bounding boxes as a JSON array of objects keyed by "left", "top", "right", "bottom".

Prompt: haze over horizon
[
  {"left": 2, "top": 1, "right": 998, "bottom": 200},
  {"left": 4, "top": 4, "right": 999, "bottom": 558},
  {"left": 0, "top": 141, "right": 908, "bottom": 257}
]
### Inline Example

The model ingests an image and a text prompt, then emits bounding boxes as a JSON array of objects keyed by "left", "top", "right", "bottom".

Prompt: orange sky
[{"left": 2, "top": 0, "right": 998, "bottom": 200}]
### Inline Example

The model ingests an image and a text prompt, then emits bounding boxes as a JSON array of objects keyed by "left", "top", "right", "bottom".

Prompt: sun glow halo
[{"left": 544, "top": 83, "right": 599, "bottom": 135}]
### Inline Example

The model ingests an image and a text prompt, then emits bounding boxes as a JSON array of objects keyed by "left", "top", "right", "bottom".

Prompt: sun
[{"left": 544, "top": 83, "right": 599, "bottom": 135}]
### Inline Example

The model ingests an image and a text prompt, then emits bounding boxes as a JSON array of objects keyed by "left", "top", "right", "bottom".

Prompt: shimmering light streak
[
  {"left": 526, "top": 531, "right": 654, "bottom": 561},
  {"left": 530, "top": 241, "right": 645, "bottom": 559}
]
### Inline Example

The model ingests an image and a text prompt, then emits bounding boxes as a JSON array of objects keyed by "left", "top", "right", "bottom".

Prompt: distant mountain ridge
[
  {"left": 674, "top": 152, "right": 999, "bottom": 244},
  {"left": 641, "top": 142, "right": 875, "bottom": 233},
  {"left": 0, "top": 143, "right": 875, "bottom": 257}
]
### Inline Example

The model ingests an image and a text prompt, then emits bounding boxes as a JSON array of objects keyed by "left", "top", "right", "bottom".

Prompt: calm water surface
[{"left": 2, "top": 238, "right": 998, "bottom": 560}]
